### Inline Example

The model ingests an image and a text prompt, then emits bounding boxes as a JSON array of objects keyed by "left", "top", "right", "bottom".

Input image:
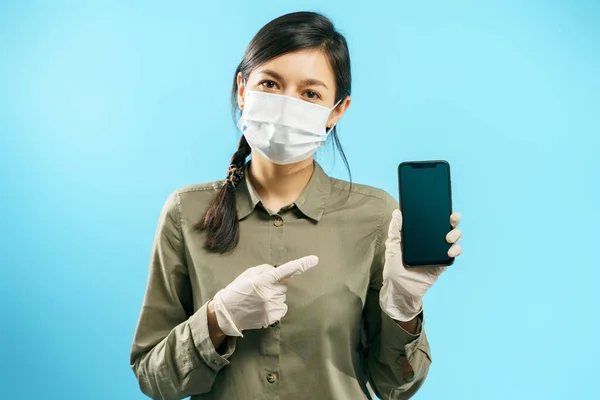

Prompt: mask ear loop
[
  {"left": 238, "top": 79, "right": 247, "bottom": 129},
  {"left": 240, "top": 79, "right": 247, "bottom": 110},
  {"left": 326, "top": 96, "right": 345, "bottom": 134}
]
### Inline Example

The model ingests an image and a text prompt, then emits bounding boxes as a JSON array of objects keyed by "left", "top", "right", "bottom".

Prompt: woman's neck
[{"left": 248, "top": 154, "right": 315, "bottom": 213}]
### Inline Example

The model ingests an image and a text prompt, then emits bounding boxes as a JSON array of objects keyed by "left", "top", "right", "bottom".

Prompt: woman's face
[{"left": 237, "top": 49, "right": 351, "bottom": 128}]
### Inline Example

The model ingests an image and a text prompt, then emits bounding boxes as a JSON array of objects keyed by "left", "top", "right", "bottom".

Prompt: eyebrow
[
  {"left": 257, "top": 69, "right": 329, "bottom": 89},
  {"left": 299, "top": 78, "right": 328, "bottom": 89}
]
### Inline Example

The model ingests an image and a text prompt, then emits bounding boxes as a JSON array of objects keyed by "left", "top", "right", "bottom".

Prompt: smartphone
[{"left": 398, "top": 160, "right": 454, "bottom": 267}]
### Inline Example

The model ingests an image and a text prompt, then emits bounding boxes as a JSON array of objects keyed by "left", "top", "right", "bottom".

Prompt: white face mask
[{"left": 237, "top": 89, "right": 342, "bottom": 165}]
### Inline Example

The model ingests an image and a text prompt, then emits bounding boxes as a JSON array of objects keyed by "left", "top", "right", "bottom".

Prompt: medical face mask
[{"left": 237, "top": 90, "right": 342, "bottom": 165}]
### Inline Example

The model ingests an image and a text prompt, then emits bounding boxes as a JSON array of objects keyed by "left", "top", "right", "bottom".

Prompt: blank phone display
[{"left": 399, "top": 162, "right": 453, "bottom": 267}]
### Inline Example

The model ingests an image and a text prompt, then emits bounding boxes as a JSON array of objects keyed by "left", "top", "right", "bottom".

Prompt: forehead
[{"left": 253, "top": 49, "right": 335, "bottom": 85}]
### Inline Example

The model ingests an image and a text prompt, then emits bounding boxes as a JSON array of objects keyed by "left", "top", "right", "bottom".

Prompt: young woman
[{"left": 130, "top": 11, "right": 463, "bottom": 400}]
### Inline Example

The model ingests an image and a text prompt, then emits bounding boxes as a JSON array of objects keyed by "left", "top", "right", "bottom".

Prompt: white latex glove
[
  {"left": 379, "top": 210, "right": 463, "bottom": 322},
  {"left": 212, "top": 255, "right": 319, "bottom": 337}
]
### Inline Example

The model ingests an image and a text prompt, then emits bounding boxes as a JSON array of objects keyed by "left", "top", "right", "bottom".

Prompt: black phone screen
[{"left": 398, "top": 161, "right": 453, "bottom": 267}]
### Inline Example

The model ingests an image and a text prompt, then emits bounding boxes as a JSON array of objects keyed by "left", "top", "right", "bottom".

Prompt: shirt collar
[{"left": 235, "top": 161, "right": 331, "bottom": 221}]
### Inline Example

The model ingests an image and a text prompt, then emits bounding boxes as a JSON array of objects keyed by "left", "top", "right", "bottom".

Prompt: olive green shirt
[{"left": 130, "top": 162, "right": 432, "bottom": 400}]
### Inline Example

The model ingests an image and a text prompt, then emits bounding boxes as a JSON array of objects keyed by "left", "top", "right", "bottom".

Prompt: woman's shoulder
[
  {"left": 173, "top": 180, "right": 226, "bottom": 196},
  {"left": 329, "top": 177, "right": 399, "bottom": 212},
  {"left": 161, "top": 179, "right": 226, "bottom": 214}
]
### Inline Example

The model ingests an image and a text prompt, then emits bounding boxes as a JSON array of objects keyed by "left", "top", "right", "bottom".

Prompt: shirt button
[
  {"left": 266, "top": 372, "right": 278, "bottom": 383},
  {"left": 273, "top": 216, "right": 283, "bottom": 227}
]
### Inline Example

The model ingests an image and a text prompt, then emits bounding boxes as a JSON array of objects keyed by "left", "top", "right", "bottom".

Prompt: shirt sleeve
[
  {"left": 361, "top": 194, "right": 432, "bottom": 399},
  {"left": 130, "top": 192, "right": 237, "bottom": 400}
]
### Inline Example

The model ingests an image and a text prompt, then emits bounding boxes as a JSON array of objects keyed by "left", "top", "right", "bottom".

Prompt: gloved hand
[
  {"left": 379, "top": 210, "right": 463, "bottom": 322},
  {"left": 212, "top": 255, "right": 319, "bottom": 337}
]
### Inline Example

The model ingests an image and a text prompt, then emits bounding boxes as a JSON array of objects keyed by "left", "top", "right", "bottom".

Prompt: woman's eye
[
  {"left": 304, "top": 90, "right": 321, "bottom": 100},
  {"left": 260, "top": 80, "right": 277, "bottom": 89}
]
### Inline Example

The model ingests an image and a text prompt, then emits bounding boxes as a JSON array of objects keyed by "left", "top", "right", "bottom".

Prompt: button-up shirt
[{"left": 130, "top": 162, "right": 432, "bottom": 400}]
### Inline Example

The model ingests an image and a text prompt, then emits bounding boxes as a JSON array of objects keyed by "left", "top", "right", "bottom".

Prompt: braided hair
[{"left": 196, "top": 136, "right": 251, "bottom": 253}]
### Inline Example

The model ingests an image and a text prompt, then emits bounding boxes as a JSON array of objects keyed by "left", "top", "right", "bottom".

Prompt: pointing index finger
[{"left": 268, "top": 255, "right": 319, "bottom": 282}]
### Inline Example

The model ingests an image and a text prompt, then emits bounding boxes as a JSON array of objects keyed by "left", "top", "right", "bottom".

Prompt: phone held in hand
[{"left": 398, "top": 160, "right": 454, "bottom": 268}]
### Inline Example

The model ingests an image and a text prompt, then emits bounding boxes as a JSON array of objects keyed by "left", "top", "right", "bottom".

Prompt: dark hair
[{"left": 197, "top": 11, "right": 352, "bottom": 253}]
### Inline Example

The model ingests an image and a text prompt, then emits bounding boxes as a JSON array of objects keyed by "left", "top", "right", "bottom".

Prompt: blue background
[{"left": 1, "top": 1, "right": 598, "bottom": 399}]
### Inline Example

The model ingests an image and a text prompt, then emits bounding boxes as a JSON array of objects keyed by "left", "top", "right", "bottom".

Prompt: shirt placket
[{"left": 261, "top": 209, "right": 286, "bottom": 399}]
